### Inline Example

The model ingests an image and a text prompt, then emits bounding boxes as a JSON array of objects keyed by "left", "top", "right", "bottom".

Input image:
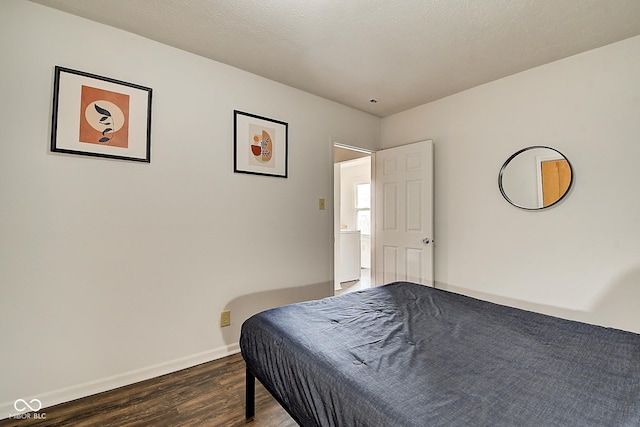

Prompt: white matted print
[
  {"left": 51, "top": 66, "right": 152, "bottom": 162},
  {"left": 234, "top": 110, "right": 288, "bottom": 178}
]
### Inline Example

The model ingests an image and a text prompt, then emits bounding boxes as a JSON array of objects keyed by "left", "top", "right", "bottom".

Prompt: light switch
[{"left": 319, "top": 198, "right": 325, "bottom": 210}]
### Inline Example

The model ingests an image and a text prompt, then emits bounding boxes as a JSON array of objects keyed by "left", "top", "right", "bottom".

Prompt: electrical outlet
[{"left": 220, "top": 310, "right": 231, "bottom": 327}]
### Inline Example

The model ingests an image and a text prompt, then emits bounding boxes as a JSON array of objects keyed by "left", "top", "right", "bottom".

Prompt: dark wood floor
[{"left": 0, "top": 353, "right": 296, "bottom": 427}]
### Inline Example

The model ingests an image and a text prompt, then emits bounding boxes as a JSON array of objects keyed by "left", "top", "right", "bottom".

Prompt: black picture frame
[
  {"left": 234, "top": 110, "right": 288, "bottom": 178},
  {"left": 51, "top": 66, "right": 153, "bottom": 163}
]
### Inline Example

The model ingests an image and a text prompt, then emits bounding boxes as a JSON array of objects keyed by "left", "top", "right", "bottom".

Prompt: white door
[{"left": 374, "top": 140, "right": 434, "bottom": 286}]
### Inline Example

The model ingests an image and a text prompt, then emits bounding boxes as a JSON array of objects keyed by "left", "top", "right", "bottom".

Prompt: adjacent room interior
[{"left": 333, "top": 145, "right": 372, "bottom": 296}]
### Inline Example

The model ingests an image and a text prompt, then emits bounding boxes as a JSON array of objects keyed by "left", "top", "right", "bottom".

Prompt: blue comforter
[{"left": 240, "top": 282, "right": 640, "bottom": 426}]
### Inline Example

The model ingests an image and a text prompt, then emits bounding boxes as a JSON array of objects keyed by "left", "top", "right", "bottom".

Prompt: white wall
[
  {"left": 0, "top": 0, "right": 380, "bottom": 413},
  {"left": 381, "top": 35, "right": 640, "bottom": 333}
]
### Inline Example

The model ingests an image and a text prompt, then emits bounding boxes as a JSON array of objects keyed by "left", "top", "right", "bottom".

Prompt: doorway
[
  {"left": 334, "top": 144, "right": 372, "bottom": 295},
  {"left": 333, "top": 140, "right": 434, "bottom": 295}
]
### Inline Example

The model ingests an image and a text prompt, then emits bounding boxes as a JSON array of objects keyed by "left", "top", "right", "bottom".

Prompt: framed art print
[
  {"left": 234, "top": 110, "right": 288, "bottom": 178},
  {"left": 51, "top": 66, "right": 153, "bottom": 162}
]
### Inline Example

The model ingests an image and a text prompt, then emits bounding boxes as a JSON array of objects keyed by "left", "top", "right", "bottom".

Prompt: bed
[{"left": 239, "top": 281, "right": 640, "bottom": 426}]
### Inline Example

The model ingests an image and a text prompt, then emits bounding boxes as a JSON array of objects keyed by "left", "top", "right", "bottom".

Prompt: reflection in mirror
[{"left": 499, "top": 146, "right": 573, "bottom": 210}]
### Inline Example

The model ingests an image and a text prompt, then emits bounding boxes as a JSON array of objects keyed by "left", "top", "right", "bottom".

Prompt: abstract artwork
[
  {"left": 51, "top": 66, "right": 152, "bottom": 162},
  {"left": 234, "top": 110, "right": 288, "bottom": 178}
]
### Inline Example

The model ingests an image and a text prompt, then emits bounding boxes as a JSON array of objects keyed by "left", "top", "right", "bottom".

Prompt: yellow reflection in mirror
[{"left": 541, "top": 159, "right": 571, "bottom": 207}]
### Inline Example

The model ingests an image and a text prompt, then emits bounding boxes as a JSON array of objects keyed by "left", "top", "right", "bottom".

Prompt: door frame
[{"left": 332, "top": 143, "right": 375, "bottom": 293}]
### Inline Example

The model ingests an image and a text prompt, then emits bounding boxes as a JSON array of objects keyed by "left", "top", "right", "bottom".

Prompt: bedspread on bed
[{"left": 240, "top": 282, "right": 640, "bottom": 427}]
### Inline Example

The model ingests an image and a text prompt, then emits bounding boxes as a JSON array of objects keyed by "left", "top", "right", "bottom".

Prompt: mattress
[{"left": 240, "top": 282, "right": 640, "bottom": 426}]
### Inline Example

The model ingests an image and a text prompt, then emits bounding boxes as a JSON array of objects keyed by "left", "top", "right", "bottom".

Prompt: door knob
[{"left": 422, "top": 238, "right": 431, "bottom": 245}]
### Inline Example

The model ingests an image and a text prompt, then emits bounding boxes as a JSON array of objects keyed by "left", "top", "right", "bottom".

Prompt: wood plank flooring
[{"left": 0, "top": 353, "right": 296, "bottom": 427}]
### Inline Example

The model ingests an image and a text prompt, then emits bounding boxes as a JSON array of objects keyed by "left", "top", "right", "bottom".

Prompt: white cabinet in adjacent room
[{"left": 339, "top": 230, "right": 361, "bottom": 283}]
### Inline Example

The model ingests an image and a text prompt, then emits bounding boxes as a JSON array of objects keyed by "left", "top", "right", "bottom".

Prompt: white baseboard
[{"left": 1, "top": 343, "right": 240, "bottom": 420}]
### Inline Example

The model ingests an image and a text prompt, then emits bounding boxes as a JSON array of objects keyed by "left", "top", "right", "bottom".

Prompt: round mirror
[{"left": 499, "top": 146, "right": 573, "bottom": 210}]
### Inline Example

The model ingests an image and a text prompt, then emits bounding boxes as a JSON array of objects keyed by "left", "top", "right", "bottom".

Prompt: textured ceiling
[{"left": 29, "top": 0, "right": 640, "bottom": 117}]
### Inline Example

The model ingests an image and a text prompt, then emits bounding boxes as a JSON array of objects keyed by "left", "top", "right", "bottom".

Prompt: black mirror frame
[{"left": 498, "top": 145, "right": 574, "bottom": 211}]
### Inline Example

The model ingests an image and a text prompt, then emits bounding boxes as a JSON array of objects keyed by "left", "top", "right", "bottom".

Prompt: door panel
[
  {"left": 375, "top": 140, "right": 434, "bottom": 286},
  {"left": 405, "top": 248, "right": 423, "bottom": 283},
  {"left": 383, "top": 246, "right": 398, "bottom": 284},
  {"left": 383, "top": 182, "right": 398, "bottom": 230},
  {"left": 406, "top": 180, "right": 423, "bottom": 231}
]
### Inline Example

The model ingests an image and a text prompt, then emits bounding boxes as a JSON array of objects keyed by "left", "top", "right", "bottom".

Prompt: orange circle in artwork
[{"left": 253, "top": 135, "right": 260, "bottom": 142}]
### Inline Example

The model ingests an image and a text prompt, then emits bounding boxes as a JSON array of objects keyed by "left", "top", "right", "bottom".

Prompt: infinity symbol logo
[{"left": 14, "top": 398, "right": 42, "bottom": 412}]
